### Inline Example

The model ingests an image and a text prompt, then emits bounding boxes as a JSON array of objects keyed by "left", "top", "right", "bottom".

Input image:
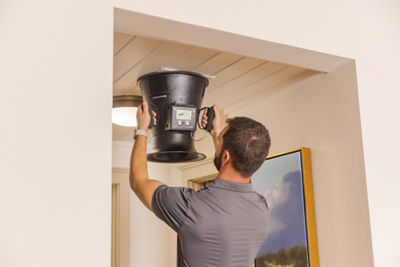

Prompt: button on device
[
  {"left": 178, "top": 120, "right": 182, "bottom": 126},
  {"left": 185, "top": 121, "right": 190, "bottom": 126}
]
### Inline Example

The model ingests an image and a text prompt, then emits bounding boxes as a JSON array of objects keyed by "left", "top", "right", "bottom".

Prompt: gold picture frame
[{"left": 254, "top": 147, "right": 319, "bottom": 267}]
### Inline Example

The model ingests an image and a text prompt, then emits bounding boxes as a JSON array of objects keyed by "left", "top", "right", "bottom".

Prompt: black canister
[{"left": 138, "top": 71, "right": 209, "bottom": 163}]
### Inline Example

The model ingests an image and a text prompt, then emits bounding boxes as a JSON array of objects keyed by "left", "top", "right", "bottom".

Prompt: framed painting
[{"left": 253, "top": 147, "right": 319, "bottom": 267}]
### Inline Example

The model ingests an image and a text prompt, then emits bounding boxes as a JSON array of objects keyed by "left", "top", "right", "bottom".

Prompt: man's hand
[
  {"left": 201, "top": 105, "right": 224, "bottom": 154},
  {"left": 136, "top": 101, "right": 157, "bottom": 130},
  {"left": 201, "top": 104, "right": 222, "bottom": 138}
]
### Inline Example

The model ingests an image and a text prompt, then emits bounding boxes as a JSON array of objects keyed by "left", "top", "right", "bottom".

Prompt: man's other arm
[{"left": 129, "top": 102, "right": 163, "bottom": 211}]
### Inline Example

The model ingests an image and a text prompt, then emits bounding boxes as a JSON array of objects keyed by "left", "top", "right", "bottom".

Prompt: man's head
[{"left": 214, "top": 117, "right": 271, "bottom": 177}]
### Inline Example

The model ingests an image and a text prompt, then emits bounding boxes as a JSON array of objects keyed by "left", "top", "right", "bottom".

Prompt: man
[{"left": 130, "top": 102, "right": 271, "bottom": 267}]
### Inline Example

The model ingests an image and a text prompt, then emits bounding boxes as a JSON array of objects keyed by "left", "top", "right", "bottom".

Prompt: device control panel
[{"left": 171, "top": 105, "right": 197, "bottom": 131}]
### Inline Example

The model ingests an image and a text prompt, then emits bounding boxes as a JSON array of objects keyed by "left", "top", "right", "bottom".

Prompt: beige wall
[{"left": 0, "top": 1, "right": 113, "bottom": 267}]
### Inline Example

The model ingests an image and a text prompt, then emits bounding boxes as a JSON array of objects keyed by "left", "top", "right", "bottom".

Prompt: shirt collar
[{"left": 209, "top": 178, "right": 254, "bottom": 193}]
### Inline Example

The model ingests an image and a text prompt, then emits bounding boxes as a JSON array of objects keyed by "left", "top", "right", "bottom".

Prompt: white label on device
[{"left": 176, "top": 109, "right": 192, "bottom": 121}]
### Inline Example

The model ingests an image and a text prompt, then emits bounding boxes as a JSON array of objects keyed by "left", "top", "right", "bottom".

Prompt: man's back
[{"left": 152, "top": 178, "right": 270, "bottom": 267}]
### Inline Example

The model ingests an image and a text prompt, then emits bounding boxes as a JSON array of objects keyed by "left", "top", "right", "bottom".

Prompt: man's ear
[{"left": 222, "top": 150, "right": 231, "bottom": 165}]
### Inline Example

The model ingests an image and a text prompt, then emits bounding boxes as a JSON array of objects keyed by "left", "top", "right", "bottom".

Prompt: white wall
[
  {"left": 130, "top": 164, "right": 175, "bottom": 267},
  {"left": 112, "top": 142, "right": 176, "bottom": 267},
  {"left": 112, "top": 169, "right": 131, "bottom": 267},
  {"left": 0, "top": 1, "right": 113, "bottom": 267},
  {"left": 114, "top": 1, "right": 400, "bottom": 265}
]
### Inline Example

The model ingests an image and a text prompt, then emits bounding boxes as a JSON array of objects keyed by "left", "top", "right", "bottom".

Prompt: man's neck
[{"left": 218, "top": 167, "right": 251, "bottom": 184}]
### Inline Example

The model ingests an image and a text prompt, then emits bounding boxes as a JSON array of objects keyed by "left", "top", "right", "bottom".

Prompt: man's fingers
[
  {"left": 201, "top": 110, "right": 207, "bottom": 119},
  {"left": 151, "top": 110, "right": 157, "bottom": 125},
  {"left": 201, "top": 110, "right": 207, "bottom": 127},
  {"left": 212, "top": 104, "right": 218, "bottom": 117},
  {"left": 137, "top": 104, "right": 143, "bottom": 114},
  {"left": 142, "top": 101, "right": 149, "bottom": 112}
]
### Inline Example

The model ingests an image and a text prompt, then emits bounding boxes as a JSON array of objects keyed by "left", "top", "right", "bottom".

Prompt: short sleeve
[{"left": 151, "top": 185, "right": 192, "bottom": 232}]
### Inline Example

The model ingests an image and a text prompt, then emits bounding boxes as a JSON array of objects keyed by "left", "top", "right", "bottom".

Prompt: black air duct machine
[{"left": 138, "top": 71, "right": 211, "bottom": 163}]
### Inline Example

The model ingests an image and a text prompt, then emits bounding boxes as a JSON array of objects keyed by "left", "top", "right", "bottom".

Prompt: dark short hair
[{"left": 222, "top": 117, "right": 271, "bottom": 177}]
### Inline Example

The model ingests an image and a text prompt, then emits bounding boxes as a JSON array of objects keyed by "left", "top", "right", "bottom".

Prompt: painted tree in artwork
[
  {"left": 276, "top": 249, "right": 289, "bottom": 266},
  {"left": 256, "top": 246, "right": 307, "bottom": 267}
]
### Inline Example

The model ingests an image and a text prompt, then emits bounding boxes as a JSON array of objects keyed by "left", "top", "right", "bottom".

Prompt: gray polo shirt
[{"left": 152, "top": 178, "right": 270, "bottom": 267}]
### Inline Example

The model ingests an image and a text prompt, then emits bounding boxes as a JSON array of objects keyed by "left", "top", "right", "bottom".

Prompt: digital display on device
[{"left": 176, "top": 109, "right": 192, "bottom": 120}]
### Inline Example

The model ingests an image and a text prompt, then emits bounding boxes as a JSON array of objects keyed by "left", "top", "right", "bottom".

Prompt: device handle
[{"left": 204, "top": 107, "right": 214, "bottom": 132}]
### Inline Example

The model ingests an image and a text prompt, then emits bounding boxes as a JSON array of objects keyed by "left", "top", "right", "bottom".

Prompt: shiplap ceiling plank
[
  {"left": 193, "top": 52, "right": 243, "bottom": 75},
  {"left": 113, "top": 37, "right": 163, "bottom": 82},
  {"left": 219, "top": 67, "right": 310, "bottom": 108},
  {"left": 113, "top": 32, "right": 135, "bottom": 55},
  {"left": 113, "top": 41, "right": 193, "bottom": 95},
  {"left": 225, "top": 70, "right": 317, "bottom": 114},
  {"left": 207, "top": 62, "right": 287, "bottom": 101},
  {"left": 168, "top": 46, "right": 219, "bottom": 71},
  {"left": 206, "top": 57, "right": 265, "bottom": 92}
]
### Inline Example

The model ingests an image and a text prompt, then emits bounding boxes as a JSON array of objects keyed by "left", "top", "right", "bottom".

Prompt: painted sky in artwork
[{"left": 252, "top": 151, "right": 308, "bottom": 255}]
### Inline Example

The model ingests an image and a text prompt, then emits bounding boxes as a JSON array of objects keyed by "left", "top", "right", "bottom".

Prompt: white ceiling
[{"left": 113, "top": 31, "right": 319, "bottom": 141}]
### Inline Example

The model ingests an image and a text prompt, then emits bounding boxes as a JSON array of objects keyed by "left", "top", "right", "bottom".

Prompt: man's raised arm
[{"left": 129, "top": 101, "right": 163, "bottom": 211}]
